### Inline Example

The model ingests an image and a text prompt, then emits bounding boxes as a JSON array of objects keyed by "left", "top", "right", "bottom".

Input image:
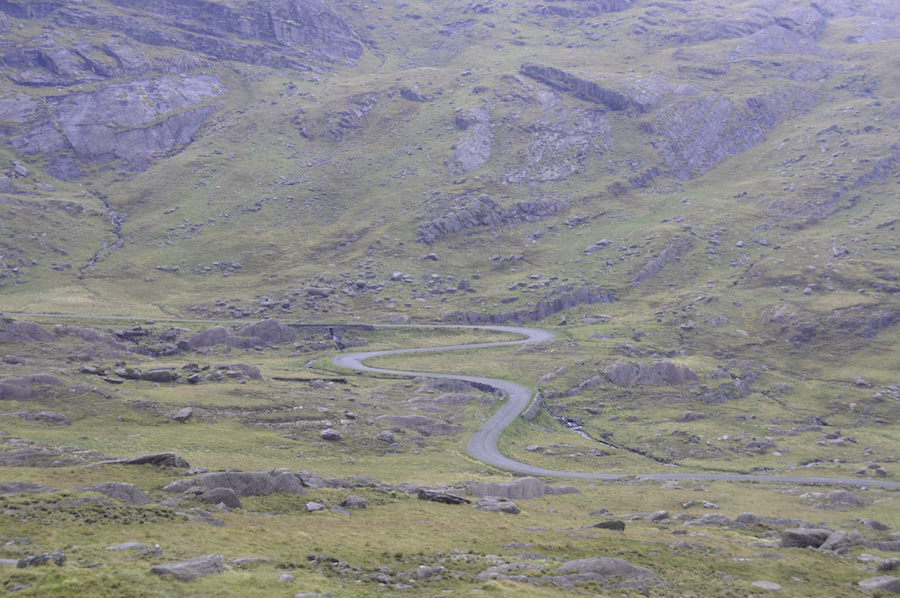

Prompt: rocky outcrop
[
  {"left": 76, "top": 482, "right": 150, "bottom": 505},
  {"left": 448, "top": 107, "right": 492, "bottom": 175},
  {"left": 556, "top": 557, "right": 657, "bottom": 581},
  {"left": 150, "top": 553, "right": 224, "bottom": 582},
  {"left": 237, "top": 319, "right": 298, "bottom": 345},
  {"left": 466, "top": 477, "right": 580, "bottom": 500},
  {"left": 443, "top": 284, "right": 616, "bottom": 326},
  {"left": 0, "top": 374, "right": 63, "bottom": 401},
  {"left": 418, "top": 194, "right": 567, "bottom": 244},
  {"left": 2, "top": 75, "right": 222, "bottom": 179},
  {"left": 630, "top": 237, "right": 693, "bottom": 285},
  {"left": 604, "top": 360, "right": 699, "bottom": 387},
  {"left": 655, "top": 85, "right": 818, "bottom": 179},
  {"left": 727, "top": 26, "right": 834, "bottom": 60},
  {"left": 375, "top": 415, "right": 463, "bottom": 436},
  {"left": 52, "top": 0, "right": 363, "bottom": 68},
  {"left": 520, "top": 63, "right": 652, "bottom": 113},
  {"left": 162, "top": 468, "right": 306, "bottom": 497}
]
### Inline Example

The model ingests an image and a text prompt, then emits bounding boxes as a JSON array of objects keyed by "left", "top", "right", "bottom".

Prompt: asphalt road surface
[{"left": 334, "top": 324, "right": 900, "bottom": 488}]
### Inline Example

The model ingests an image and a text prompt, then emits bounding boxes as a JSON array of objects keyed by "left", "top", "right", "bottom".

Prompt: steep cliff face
[
  {"left": 105, "top": 0, "right": 364, "bottom": 66},
  {"left": 0, "top": 75, "right": 222, "bottom": 179}
]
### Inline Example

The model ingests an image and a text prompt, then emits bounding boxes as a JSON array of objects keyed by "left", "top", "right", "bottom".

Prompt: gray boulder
[
  {"left": 859, "top": 576, "right": 900, "bottom": 593},
  {"left": 782, "top": 528, "right": 833, "bottom": 549},
  {"left": 76, "top": 482, "right": 149, "bottom": 505},
  {"left": 162, "top": 469, "right": 306, "bottom": 497},
  {"left": 89, "top": 452, "right": 190, "bottom": 468},
  {"left": 604, "top": 360, "right": 698, "bottom": 387},
  {"left": 320, "top": 429, "right": 343, "bottom": 441},
  {"left": 17, "top": 552, "right": 66, "bottom": 568},
  {"left": 340, "top": 495, "right": 367, "bottom": 509},
  {"left": 819, "top": 530, "right": 864, "bottom": 552},
  {"left": 466, "top": 477, "right": 580, "bottom": 500},
  {"left": 200, "top": 487, "right": 242, "bottom": 509},
  {"left": 556, "top": 556, "right": 657, "bottom": 580},
  {"left": 150, "top": 553, "right": 224, "bottom": 582},
  {"left": 474, "top": 497, "right": 521, "bottom": 514},
  {"left": 826, "top": 489, "right": 868, "bottom": 507},
  {"left": 143, "top": 368, "right": 179, "bottom": 383},
  {"left": 237, "top": 319, "right": 297, "bottom": 344},
  {"left": 171, "top": 407, "right": 193, "bottom": 423}
]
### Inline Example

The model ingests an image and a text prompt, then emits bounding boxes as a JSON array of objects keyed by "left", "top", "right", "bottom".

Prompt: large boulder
[
  {"left": 162, "top": 469, "right": 306, "bottom": 497},
  {"left": 466, "top": 477, "right": 580, "bottom": 500},
  {"left": 782, "top": 528, "right": 834, "bottom": 549},
  {"left": 150, "top": 553, "right": 224, "bottom": 582},
  {"left": 556, "top": 556, "right": 658, "bottom": 580},
  {"left": 474, "top": 497, "right": 521, "bottom": 514},
  {"left": 237, "top": 320, "right": 297, "bottom": 345},
  {"left": 604, "top": 360, "right": 698, "bottom": 387}
]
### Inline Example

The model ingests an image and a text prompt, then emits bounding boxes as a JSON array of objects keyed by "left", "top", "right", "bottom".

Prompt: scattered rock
[{"left": 750, "top": 580, "right": 782, "bottom": 591}]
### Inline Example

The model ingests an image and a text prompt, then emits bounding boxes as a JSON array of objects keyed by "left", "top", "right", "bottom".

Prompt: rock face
[
  {"left": 603, "top": 360, "right": 699, "bottom": 387},
  {"left": 150, "top": 553, "right": 224, "bottom": 582},
  {"left": 443, "top": 284, "right": 616, "bottom": 326},
  {"left": 4, "top": 75, "right": 222, "bottom": 180},
  {"left": 448, "top": 108, "right": 492, "bottom": 175},
  {"left": 418, "top": 194, "right": 567, "bottom": 244},
  {"left": 520, "top": 63, "right": 652, "bottom": 113},
  {"left": 467, "top": 477, "right": 580, "bottom": 500}
]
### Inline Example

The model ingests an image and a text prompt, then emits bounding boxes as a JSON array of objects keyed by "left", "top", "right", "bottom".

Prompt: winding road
[{"left": 334, "top": 324, "right": 900, "bottom": 489}]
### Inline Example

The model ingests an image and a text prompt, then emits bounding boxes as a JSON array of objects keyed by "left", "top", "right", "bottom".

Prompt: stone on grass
[
  {"left": 557, "top": 556, "right": 657, "bottom": 580},
  {"left": 200, "top": 487, "right": 242, "bottom": 509},
  {"left": 340, "top": 495, "right": 367, "bottom": 509},
  {"left": 150, "top": 553, "right": 224, "bottom": 581},
  {"left": 172, "top": 407, "right": 193, "bottom": 423},
  {"left": 782, "top": 528, "right": 833, "bottom": 549},
  {"left": 163, "top": 469, "right": 306, "bottom": 497},
  {"left": 306, "top": 501, "right": 325, "bottom": 512},
  {"left": 474, "top": 496, "right": 520, "bottom": 514},
  {"left": 17, "top": 552, "right": 65, "bottom": 568},
  {"left": 590, "top": 520, "right": 626, "bottom": 531},
  {"left": 859, "top": 576, "right": 900, "bottom": 593},
  {"left": 320, "top": 429, "right": 343, "bottom": 441},
  {"left": 826, "top": 489, "right": 868, "bottom": 507},
  {"left": 417, "top": 488, "right": 471, "bottom": 505},
  {"left": 750, "top": 580, "right": 782, "bottom": 591}
]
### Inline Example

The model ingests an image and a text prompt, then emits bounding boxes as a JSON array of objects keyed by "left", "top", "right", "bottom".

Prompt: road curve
[{"left": 334, "top": 324, "right": 900, "bottom": 489}]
